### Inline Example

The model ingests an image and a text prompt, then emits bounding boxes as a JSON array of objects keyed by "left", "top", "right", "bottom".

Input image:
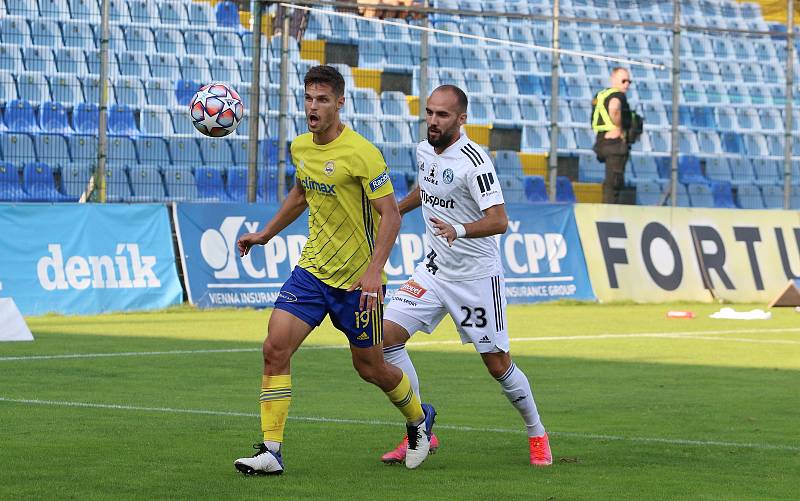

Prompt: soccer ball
[{"left": 189, "top": 83, "right": 244, "bottom": 137}]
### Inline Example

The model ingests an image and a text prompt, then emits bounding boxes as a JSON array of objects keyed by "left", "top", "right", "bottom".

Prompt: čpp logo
[{"left": 199, "top": 216, "right": 307, "bottom": 280}]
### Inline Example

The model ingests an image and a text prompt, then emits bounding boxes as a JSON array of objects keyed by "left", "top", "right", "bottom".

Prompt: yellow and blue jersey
[{"left": 291, "top": 125, "right": 394, "bottom": 289}]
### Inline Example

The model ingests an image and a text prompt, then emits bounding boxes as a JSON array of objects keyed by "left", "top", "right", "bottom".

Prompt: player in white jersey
[{"left": 379, "top": 85, "right": 553, "bottom": 466}]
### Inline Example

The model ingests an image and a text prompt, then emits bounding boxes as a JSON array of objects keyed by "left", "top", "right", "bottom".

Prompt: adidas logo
[
  {"left": 356, "top": 332, "right": 369, "bottom": 341},
  {"left": 478, "top": 336, "right": 491, "bottom": 343}
]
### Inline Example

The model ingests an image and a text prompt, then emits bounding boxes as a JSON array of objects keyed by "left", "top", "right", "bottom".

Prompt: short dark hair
[
  {"left": 304, "top": 65, "right": 345, "bottom": 97},
  {"left": 434, "top": 84, "right": 468, "bottom": 114}
]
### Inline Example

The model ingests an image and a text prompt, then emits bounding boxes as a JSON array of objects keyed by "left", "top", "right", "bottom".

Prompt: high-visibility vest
[{"left": 592, "top": 87, "right": 622, "bottom": 134}]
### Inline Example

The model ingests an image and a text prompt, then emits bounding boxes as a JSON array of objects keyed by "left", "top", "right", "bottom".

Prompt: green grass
[{"left": 2, "top": 304, "right": 799, "bottom": 500}]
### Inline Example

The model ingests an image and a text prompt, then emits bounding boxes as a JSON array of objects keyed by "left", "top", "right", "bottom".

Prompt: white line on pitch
[
  {"left": 1, "top": 397, "right": 796, "bottom": 452},
  {"left": 2, "top": 327, "right": 799, "bottom": 362}
]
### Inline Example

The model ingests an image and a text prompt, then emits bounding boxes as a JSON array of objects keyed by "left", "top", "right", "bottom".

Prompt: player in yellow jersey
[{"left": 233, "top": 66, "right": 436, "bottom": 475}]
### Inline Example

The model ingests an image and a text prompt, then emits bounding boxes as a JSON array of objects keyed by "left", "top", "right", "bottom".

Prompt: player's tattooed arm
[
  {"left": 237, "top": 179, "right": 308, "bottom": 257},
  {"left": 430, "top": 204, "right": 508, "bottom": 246},
  {"left": 397, "top": 185, "right": 421, "bottom": 215}
]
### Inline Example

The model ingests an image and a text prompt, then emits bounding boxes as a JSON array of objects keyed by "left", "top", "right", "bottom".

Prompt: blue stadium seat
[
  {"left": 67, "top": 134, "right": 96, "bottom": 165},
  {"left": 4, "top": 100, "right": 38, "bottom": 132},
  {"left": 518, "top": 97, "right": 545, "bottom": 124},
  {"left": 0, "top": 161, "right": 25, "bottom": 201},
  {"left": 23, "top": 46, "right": 57, "bottom": 74},
  {"left": 765, "top": 135, "right": 783, "bottom": 157},
  {"left": 743, "top": 134, "right": 768, "bottom": 156},
  {"left": 710, "top": 181, "right": 736, "bottom": 208},
  {"left": 737, "top": 185, "right": 764, "bottom": 209},
  {"left": 194, "top": 166, "right": 230, "bottom": 201},
  {"left": 124, "top": 25, "right": 156, "bottom": 53},
  {"left": 721, "top": 132, "right": 744, "bottom": 154},
  {"left": 678, "top": 155, "right": 707, "bottom": 184},
  {"left": 114, "top": 77, "right": 146, "bottom": 107},
  {"left": 390, "top": 172, "right": 409, "bottom": 199},
  {"left": 16, "top": 72, "right": 50, "bottom": 102},
  {"left": 169, "top": 137, "right": 202, "bottom": 166},
  {"left": 350, "top": 88, "right": 378, "bottom": 116},
  {"left": 574, "top": 128, "right": 595, "bottom": 151},
  {"left": 225, "top": 165, "right": 247, "bottom": 201},
  {"left": 752, "top": 159, "right": 781, "bottom": 186},
  {"left": 148, "top": 53, "right": 181, "bottom": 80},
  {"left": 209, "top": 56, "right": 238, "bottom": 82},
  {"left": 690, "top": 106, "right": 716, "bottom": 129},
  {"left": 22, "top": 162, "right": 68, "bottom": 201},
  {"left": 188, "top": 1, "right": 215, "bottom": 26},
  {"left": 0, "top": 44, "right": 22, "bottom": 73},
  {"left": 61, "top": 20, "right": 94, "bottom": 49},
  {"left": 523, "top": 176, "right": 548, "bottom": 203},
  {"left": 153, "top": 27, "right": 185, "bottom": 55},
  {"left": 101, "top": 166, "right": 131, "bottom": 202},
  {"left": 381, "top": 91, "right": 409, "bottom": 117},
  {"left": 185, "top": 30, "right": 213, "bottom": 56},
  {"left": 257, "top": 166, "right": 281, "bottom": 204},
  {"left": 126, "top": 0, "right": 156, "bottom": 24},
  {"left": 493, "top": 96, "right": 519, "bottom": 122},
  {"left": 494, "top": 150, "right": 523, "bottom": 177},
  {"left": 159, "top": 1, "right": 187, "bottom": 25},
  {"left": 381, "top": 120, "right": 411, "bottom": 143},
  {"left": 761, "top": 185, "right": 785, "bottom": 209},
  {"left": 72, "top": 103, "right": 100, "bottom": 134},
  {"left": 30, "top": 19, "right": 61, "bottom": 47},
  {"left": 117, "top": 52, "right": 148, "bottom": 78},
  {"left": 68, "top": 0, "right": 99, "bottom": 21},
  {"left": 500, "top": 176, "right": 525, "bottom": 204},
  {"left": 556, "top": 176, "right": 576, "bottom": 203},
  {"left": 107, "top": 136, "right": 137, "bottom": 167},
  {"left": 180, "top": 55, "right": 211, "bottom": 82},
  {"left": 215, "top": 1, "right": 240, "bottom": 29},
  {"left": 382, "top": 144, "right": 414, "bottom": 181},
  {"left": 175, "top": 79, "right": 201, "bottom": 106},
  {"left": 578, "top": 154, "right": 604, "bottom": 183},
  {"left": 0, "top": 132, "right": 36, "bottom": 167},
  {"left": 140, "top": 106, "right": 172, "bottom": 136},
  {"left": 557, "top": 129, "right": 577, "bottom": 150},
  {"left": 522, "top": 125, "right": 549, "bottom": 151},
  {"left": 52, "top": 47, "right": 85, "bottom": 74},
  {"left": 0, "top": 16, "right": 31, "bottom": 45},
  {"left": 628, "top": 156, "right": 662, "bottom": 184},
  {"left": 383, "top": 42, "right": 414, "bottom": 69},
  {"left": 214, "top": 32, "right": 243, "bottom": 58},
  {"left": 517, "top": 75, "right": 544, "bottom": 96},
  {"left": 352, "top": 120, "right": 382, "bottom": 143},
  {"left": 170, "top": 109, "right": 195, "bottom": 135},
  {"left": 635, "top": 181, "right": 662, "bottom": 206},
  {"left": 38, "top": 0, "right": 70, "bottom": 18},
  {"left": 78, "top": 76, "right": 101, "bottom": 104},
  {"left": 162, "top": 165, "right": 197, "bottom": 201},
  {"left": 470, "top": 96, "right": 494, "bottom": 124},
  {"left": 135, "top": 137, "right": 169, "bottom": 166},
  {"left": 705, "top": 157, "right": 731, "bottom": 182},
  {"left": 107, "top": 105, "right": 138, "bottom": 136},
  {"left": 728, "top": 158, "right": 756, "bottom": 188},
  {"left": 511, "top": 48, "right": 536, "bottom": 73},
  {"left": 59, "top": 163, "right": 89, "bottom": 199},
  {"left": 199, "top": 139, "right": 233, "bottom": 166},
  {"left": 687, "top": 183, "right": 714, "bottom": 208},
  {"left": 39, "top": 101, "right": 70, "bottom": 133},
  {"left": 34, "top": 133, "right": 69, "bottom": 166},
  {"left": 128, "top": 165, "right": 166, "bottom": 201},
  {"left": 490, "top": 72, "right": 518, "bottom": 96}
]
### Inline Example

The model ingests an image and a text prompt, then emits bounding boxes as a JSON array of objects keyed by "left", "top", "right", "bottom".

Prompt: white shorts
[{"left": 384, "top": 263, "right": 509, "bottom": 354}]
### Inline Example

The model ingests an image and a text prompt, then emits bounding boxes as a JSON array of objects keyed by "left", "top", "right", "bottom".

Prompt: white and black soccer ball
[{"left": 189, "top": 82, "right": 244, "bottom": 137}]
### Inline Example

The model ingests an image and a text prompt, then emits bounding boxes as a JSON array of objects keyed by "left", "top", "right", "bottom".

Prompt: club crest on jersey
[
  {"left": 398, "top": 280, "right": 427, "bottom": 298},
  {"left": 443, "top": 168, "right": 454, "bottom": 184},
  {"left": 324, "top": 160, "right": 335, "bottom": 177}
]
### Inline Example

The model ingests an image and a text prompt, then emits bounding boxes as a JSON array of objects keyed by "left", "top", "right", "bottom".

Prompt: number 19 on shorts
[{"left": 354, "top": 310, "right": 371, "bottom": 329}]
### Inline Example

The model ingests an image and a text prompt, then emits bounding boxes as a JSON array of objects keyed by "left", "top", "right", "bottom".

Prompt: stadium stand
[{"left": 0, "top": 0, "right": 796, "bottom": 205}]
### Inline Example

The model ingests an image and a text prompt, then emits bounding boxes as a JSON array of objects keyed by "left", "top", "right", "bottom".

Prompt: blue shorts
[{"left": 273, "top": 266, "right": 385, "bottom": 348}]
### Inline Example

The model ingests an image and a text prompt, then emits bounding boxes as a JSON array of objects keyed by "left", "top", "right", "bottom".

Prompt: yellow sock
[
  {"left": 260, "top": 374, "right": 292, "bottom": 443},
  {"left": 385, "top": 372, "right": 424, "bottom": 423}
]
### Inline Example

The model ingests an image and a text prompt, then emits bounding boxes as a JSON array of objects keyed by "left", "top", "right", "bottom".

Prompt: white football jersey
[{"left": 415, "top": 133, "right": 505, "bottom": 281}]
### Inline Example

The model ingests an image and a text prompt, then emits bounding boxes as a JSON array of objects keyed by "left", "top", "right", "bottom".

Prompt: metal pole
[
  {"left": 277, "top": 7, "right": 290, "bottom": 203},
  {"left": 668, "top": 0, "right": 681, "bottom": 207},
  {"left": 247, "top": 0, "right": 264, "bottom": 203},
  {"left": 783, "top": 0, "right": 794, "bottom": 209},
  {"left": 96, "top": 0, "right": 110, "bottom": 203},
  {"left": 418, "top": 0, "right": 430, "bottom": 142},
  {"left": 548, "top": 0, "right": 560, "bottom": 202}
]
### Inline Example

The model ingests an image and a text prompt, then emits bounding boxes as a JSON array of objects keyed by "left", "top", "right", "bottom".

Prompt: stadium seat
[
  {"left": 737, "top": 184, "right": 764, "bottom": 209},
  {"left": 64, "top": 134, "right": 95, "bottom": 166},
  {"left": 381, "top": 92, "right": 409, "bottom": 117},
  {"left": 23, "top": 46, "right": 57, "bottom": 74},
  {"left": 4, "top": 100, "right": 38, "bottom": 133},
  {"left": 469, "top": 96, "right": 494, "bottom": 124},
  {"left": 381, "top": 120, "right": 411, "bottom": 144},
  {"left": 124, "top": 25, "right": 156, "bottom": 53},
  {"left": 38, "top": 0, "right": 69, "bottom": 18},
  {"left": 225, "top": 165, "right": 248, "bottom": 201},
  {"left": 523, "top": 176, "right": 548, "bottom": 203},
  {"left": 175, "top": 79, "right": 201, "bottom": 106},
  {"left": 113, "top": 77, "right": 146, "bottom": 107},
  {"left": 58, "top": 163, "right": 89, "bottom": 199},
  {"left": 215, "top": 1, "right": 241, "bottom": 29},
  {"left": 522, "top": 125, "right": 549, "bottom": 152},
  {"left": 153, "top": 28, "right": 185, "bottom": 56},
  {"left": 687, "top": 183, "right": 714, "bottom": 208},
  {"left": 102, "top": 166, "right": 132, "bottom": 202},
  {"left": 185, "top": 30, "right": 213, "bottom": 56},
  {"left": 30, "top": 19, "right": 61, "bottom": 47},
  {"left": 60, "top": 20, "right": 94, "bottom": 49},
  {"left": 555, "top": 176, "right": 576, "bottom": 203},
  {"left": 257, "top": 165, "right": 281, "bottom": 203},
  {"left": 209, "top": 56, "right": 238, "bottom": 82},
  {"left": 68, "top": 0, "right": 99, "bottom": 21},
  {"left": 382, "top": 145, "right": 414, "bottom": 181},
  {"left": 0, "top": 161, "right": 26, "bottom": 201},
  {"left": 169, "top": 137, "right": 203, "bottom": 166},
  {"left": 135, "top": 137, "right": 170, "bottom": 166},
  {"left": 194, "top": 166, "right": 230, "bottom": 201},
  {"left": 159, "top": 2, "right": 187, "bottom": 25},
  {"left": 494, "top": 150, "right": 523, "bottom": 177},
  {"left": 761, "top": 185, "right": 785, "bottom": 209},
  {"left": 107, "top": 105, "right": 138, "bottom": 136},
  {"left": 710, "top": 181, "right": 736, "bottom": 208},
  {"left": 21, "top": 162, "right": 68, "bottom": 201},
  {"left": 198, "top": 139, "right": 234, "bottom": 166},
  {"left": 728, "top": 157, "right": 756, "bottom": 188},
  {"left": 170, "top": 109, "right": 195, "bottom": 135},
  {"left": 720, "top": 132, "right": 744, "bottom": 154},
  {"left": 635, "top": 181, "right": 663, "bottom": 206},
  {"left": 162, "top": 165, "right": 197, "bottom": 201},
  {"left": 0, "top": 44, "right": 22, "bottom": 73},
  {"left": 517, "top": 97, "right": 545, "bottom": 124},
  {"left": 34, "top": 133, "right": 70, "bottom": 166},
  {"left": 128, "top": 165, "right": 166, "bottom": 201},
  {"left": 382, "top": 41, "right": 414, "bottom": 69},
  {"left": 677, "top": 155, "right": 707, "bottom": 184},
  {"left": 705, "top": 157, "right": 731, "bottom": 182},
  {"left": 578, "top": 154, "right": 604, "bottom": 183},
  {"left": 107, "top": 136, "right": 137, "bottom": 167},
  {"left": 499, "top": 176, "right": 524, "bottom": 204},
  {"left": 390, "top": 172, "right": 409, "bottom": 199},
  {"left": 511, "top": 49, "right": 536, "bottom": 73},
  {"left": 148, "top": 54, "right": 181, "bottom": 80},
  {"left": 0, "top": 16, "right": 31, "bottom": 45},
  {"left": 0, "top": 132, "right": 36, "bottom": 167},
  {"left": 628, "top": 155, "right": 662, "bottom": 184},
  {"left": 140, "top": 107, "right": 172, "bottom": 136},
  {"left": 38, "top": 101, "right": 70, "bottom": 133},
  {"left": 752, "top": 159, "right": 781, "bottom": 186},
  {"left": 117, "top": 52, "right": 148, "bottom": 78},
  {"left": 16, "top": 72, "right": 50, "bottom": 103},
  {"left": 352, "top": 120, "right": 382, "bottom": 143},
  {"left": 180, "top": 55, "right": 212, "bottom": 82},
  {"left": 51, "top": 47, "right": 84, "bottom": 74},
  {"left": 214, "top": 32, "right": 243, "bottom": 58}
]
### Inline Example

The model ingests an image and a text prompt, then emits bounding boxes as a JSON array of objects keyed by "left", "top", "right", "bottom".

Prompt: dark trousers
[{"left": 594, "top": 136, "right": 629, "bottom": 204}]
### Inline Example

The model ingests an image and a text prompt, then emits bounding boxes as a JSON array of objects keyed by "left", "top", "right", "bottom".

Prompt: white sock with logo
[
  {"left": 382, "top": 344, "right": 422, "bottom": 401},
  {"left": 496, "top": 362, "right": 545, "bottom": 437}
]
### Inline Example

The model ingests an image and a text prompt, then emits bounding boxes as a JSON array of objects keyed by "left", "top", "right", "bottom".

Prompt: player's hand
[
  {"left": 347, "top": 266, "right": 383, "bottom": 311},
  {"left": 237, "top": 232, "right": 266, "bottom": 257},
  {"left": 430, "top": 217, "right": 456, "bottom": 247}
]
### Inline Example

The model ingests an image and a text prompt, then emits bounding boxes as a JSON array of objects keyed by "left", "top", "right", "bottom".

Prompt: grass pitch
[{"left": 1, "top": 303, "right": 799, "bottom": 500}]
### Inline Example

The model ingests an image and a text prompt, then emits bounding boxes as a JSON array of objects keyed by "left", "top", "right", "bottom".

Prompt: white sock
[
  {"left": 383, "top": 343, "right": 422, "bottom": 401},
  {"left": 496, "top": 362, "right": 546, "bottom": 437},
  {"left": 263, "top": 440, "right": 281, "bottom": 453}
]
